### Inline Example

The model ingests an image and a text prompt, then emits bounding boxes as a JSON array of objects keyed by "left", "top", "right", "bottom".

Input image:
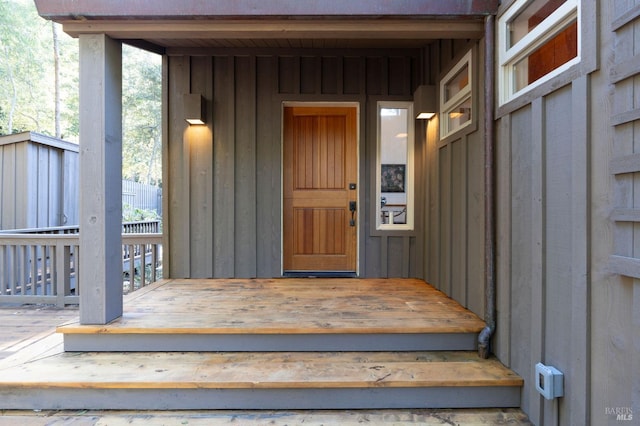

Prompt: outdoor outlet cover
[{"left": 535, "top": 362, "right": 564, "bottom": 400}]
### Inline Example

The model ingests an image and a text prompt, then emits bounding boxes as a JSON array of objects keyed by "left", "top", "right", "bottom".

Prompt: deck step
[
  {"left": 0, "top": 350, "right": 522, "bottom": 410},
  {"left": 57, "top": 278, "right": 485, "bottom": 352},
  {"left": 60, "top": 328, "right": 480, "bottom": 352}
]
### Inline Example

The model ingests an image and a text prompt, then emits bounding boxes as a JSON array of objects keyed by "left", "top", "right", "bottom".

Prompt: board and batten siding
[
  {"left": 424, "top": 41, "right": 486, "bottom": 319},
  {"left": 164, "top": 49, "right": 430, "bottom": 279},
  {"left": 0, "top": 132, "right": 79, "bottom": 230},
  {"left": 493, "top": 0, "right": 600, "bottom": 424},
  {"left": 603, "top": 1, "right": 640, "bottom": 425}
]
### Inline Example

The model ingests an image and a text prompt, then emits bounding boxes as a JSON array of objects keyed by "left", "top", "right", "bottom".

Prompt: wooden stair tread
[
  {"left": 58, "top": 316, "right": 484, "bottom": 334},
  {"left": 0, "top": 351, "right": 523, "bottom": 390}
]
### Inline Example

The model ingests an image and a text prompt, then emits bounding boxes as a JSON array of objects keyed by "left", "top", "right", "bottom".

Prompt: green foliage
[
  {"left": 122, "top": 46, "right": 162, "bottom": 185},
  {"left": 122, "top": 203, "right": 161, "bottom": 222},
  {"left": 0, "top": 105, "right": 5, "bottom": 133},
  {"left": 0, "top": 0, "right": 162, "bottom": 185},
  {"left": 0, "top": 0, "right": 78, "bottom": 138}
]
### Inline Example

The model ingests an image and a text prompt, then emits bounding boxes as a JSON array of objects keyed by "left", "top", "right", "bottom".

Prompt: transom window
[
  {"left": 440, "top": 50, "right": 473, "bottom": 139},
  {"left": 499, "top": 0, "right": 579, "bottom": 105}
]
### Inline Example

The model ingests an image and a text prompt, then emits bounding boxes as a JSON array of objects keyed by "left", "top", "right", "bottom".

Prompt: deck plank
[
  {"left": 58, "top": 278, "right": 485, "bottom": 335},
  {"left": 0, "top": 409, "right": 534, "bottom": 425},
  {"left": 0, "top": 350, "right": 522, "bottom": 390}
]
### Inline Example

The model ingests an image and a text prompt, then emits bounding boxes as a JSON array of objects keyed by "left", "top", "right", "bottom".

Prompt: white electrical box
[{"left": 535, "top": 363, "right": 564, "bottom": 400}]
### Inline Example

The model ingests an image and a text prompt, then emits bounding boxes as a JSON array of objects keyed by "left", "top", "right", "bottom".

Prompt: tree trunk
[
  {"left": 52, "top": 22, "right": 61, "bottom": 138},
  {"left": 3, "top": 45, "right": 17, "bottom": 133}
]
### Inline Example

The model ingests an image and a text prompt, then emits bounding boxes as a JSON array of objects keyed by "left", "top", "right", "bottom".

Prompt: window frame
[
  {"left": 439, "top": 50, "right": 474, "bottom": 140},
  {"left": 498, "top": 0, "right": 580, "bottom": 106},
  {"left": 374, "top": 101, "right": 415, "bottom": 234}
]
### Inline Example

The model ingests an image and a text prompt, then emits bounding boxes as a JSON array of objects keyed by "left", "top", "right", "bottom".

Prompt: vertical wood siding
[
  {"left": 165, "top": 50, "right": 424, "bottom": 279},
  {"left": 423, "top": 41, "right": 486, "bottom": 319},
  {"left": 603, "top": 1, "right": 640, "bottom": 424},
  {"left": 0, "top": 137, "right": 78, "bottom": 230},
  {"left": 495, "top": 81, "right": 590, "bottom": 426},
  {"left": 493, "top": 1, "right": 603, "bottom": 424}
]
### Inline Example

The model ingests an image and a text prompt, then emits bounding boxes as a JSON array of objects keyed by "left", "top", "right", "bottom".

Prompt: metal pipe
[{"left": 478, "top": 14, "right": 496, "bottom": 359}]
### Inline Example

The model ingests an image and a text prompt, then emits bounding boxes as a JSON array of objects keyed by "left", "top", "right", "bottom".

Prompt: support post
[{"left": 78, "top": 34, "right": 123, "bottom": 324}]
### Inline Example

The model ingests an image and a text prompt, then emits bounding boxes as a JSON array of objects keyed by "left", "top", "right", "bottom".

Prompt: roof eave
[{"left": 35, "top": 0, "right": 499, "bottom": 21}]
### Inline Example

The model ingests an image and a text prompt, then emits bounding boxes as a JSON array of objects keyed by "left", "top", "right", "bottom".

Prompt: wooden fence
[
  {"left": 123, "top": 180, "right": 162, "bottom": 215},
  {"left": 0, "top": 223, "right": 162, "bottom": 307}
]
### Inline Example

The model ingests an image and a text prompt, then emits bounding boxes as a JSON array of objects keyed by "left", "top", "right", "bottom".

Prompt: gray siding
[
  {"left": 0, "top": 132, "right": 79, "bottom": 230},
  {"left": 494, "top": 1, "right": 599, "bottom": 424},
  {"left": 496, "top": 81, "right": 591, "bottom": 426},
  {"left": 603, "top": 1, "right": 640, "bottom": 424},
  {"left": 164, "top": 49, "right": 428, "bottom": 279},
  {"left": 424, "top": 42, "right": 486, "bottom": 319}
]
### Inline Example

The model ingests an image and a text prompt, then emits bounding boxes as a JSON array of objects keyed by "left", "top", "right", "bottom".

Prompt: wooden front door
[{"left": 283, "top": 106, "right": 358, "bottom": 272}]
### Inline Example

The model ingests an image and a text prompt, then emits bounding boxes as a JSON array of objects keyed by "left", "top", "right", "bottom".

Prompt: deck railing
[
  {"left": 2, "top": 220, "right": 161, "bottom": 235},
  {"left": 0, "top": 224, "right": 162, "bottom": 307}
]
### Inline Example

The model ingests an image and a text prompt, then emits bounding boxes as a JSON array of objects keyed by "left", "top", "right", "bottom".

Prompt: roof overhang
[
  {"left": 35, "top": 0, "right": 499, "bottom": 20},
  {"left": 34, "top": 0, "right": 498, "bottom": 51}
]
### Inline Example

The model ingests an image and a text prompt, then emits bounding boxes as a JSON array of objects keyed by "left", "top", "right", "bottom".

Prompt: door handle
[{"left": 349, "top": 201, "right": 356, "bottom": 226}]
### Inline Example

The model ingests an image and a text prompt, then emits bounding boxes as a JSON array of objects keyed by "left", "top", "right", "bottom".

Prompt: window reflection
[{"left": 377, "top": 103, "right": 413, "bottom": 230}]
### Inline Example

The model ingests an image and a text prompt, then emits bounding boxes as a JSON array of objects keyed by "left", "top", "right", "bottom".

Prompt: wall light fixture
[
  {"left": 184, "top": 93, "right": 205, "bottom": 125},
  {"left": 413, "top": 85, "right": 436, "bottom": 120}
]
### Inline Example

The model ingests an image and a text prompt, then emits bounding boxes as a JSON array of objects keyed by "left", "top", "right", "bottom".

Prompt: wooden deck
[
  {"left": 0, "top": 278, "right": 523, "bottom": 410},
  {"left": 61, "top": 278, "right": 484, "bottom": 333},
  {"left": 0, "top": 409, "right": 534, "bottom": 425},
  {"left": 58, "top": 278, "right": 486, "bottom": 351}
]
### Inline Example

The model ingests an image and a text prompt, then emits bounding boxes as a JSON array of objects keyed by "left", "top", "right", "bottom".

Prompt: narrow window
[
  {"left": 440, "top": 50, "right": 473, "bottom": 139},
  {"left": 376, "top": 102, "right": 414, "bottom": 231}
]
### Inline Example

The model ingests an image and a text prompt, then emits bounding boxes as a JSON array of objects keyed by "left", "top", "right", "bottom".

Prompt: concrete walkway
[{"left": 0, "top": 304, "right": 532, "bottom": 425}]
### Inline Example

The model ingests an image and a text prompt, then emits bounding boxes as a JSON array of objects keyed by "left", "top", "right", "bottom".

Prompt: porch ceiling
[{"left": 35, "top": 0, "right": 493, "bottom": 51}]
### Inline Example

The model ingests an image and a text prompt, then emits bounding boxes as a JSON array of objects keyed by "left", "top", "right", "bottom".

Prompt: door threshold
[{"left": 283, "top": 271, "right": 358, "bottom": 278}]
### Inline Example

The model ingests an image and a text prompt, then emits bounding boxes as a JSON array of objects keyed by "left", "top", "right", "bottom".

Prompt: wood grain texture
[
  {"left": 283, "top": 106, "right": 357, "bottom": 271},
  {"left": 58, "top": 278, "right": 485, "bottom": 335},
  {"left": 0, "top": 350, "right": 522, "bottom": 390},
  {"left": 0, "top": 408, "right": 533, "bottom": 425},
  {"left": 1, "top": 294, "right": 518, "bottom": 412},
  {"left": 0, "top": 306, "right": 77, "bottom": 360}
]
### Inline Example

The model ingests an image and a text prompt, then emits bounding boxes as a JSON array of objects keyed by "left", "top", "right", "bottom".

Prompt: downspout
[{"left": 478, "top": 14, "right": 496, "bottom": 359}]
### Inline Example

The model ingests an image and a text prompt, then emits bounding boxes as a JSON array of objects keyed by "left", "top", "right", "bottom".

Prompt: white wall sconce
[
  {"left": 184, "top": 93, "right": 205, "bottom": 125},
  {"left": 413, "top": 85, "right": 436, "bottom": 120}
]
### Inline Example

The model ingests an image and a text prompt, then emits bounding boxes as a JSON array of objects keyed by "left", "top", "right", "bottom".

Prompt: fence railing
[
  {"left": 122, "top": 220, "right": 161, "bottom": 234},
  {"left": 122, "top": 233, "right": 163, "bottom": 294},
  {"left": 0, "top": 220, "right": 161, "bottom": 236},
  {"left": 0, "top": 228, "right": 162, "bottom": 307},
  {"left": 0, "top": 234, "right": 79, "bottom": 307}
]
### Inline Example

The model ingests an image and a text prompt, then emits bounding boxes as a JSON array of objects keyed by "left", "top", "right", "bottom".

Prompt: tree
[
  {"left": 0, "top": 0, "right": 78, "bottom": 139},
  {"left": 122, "top": 45, "right": 162, "bottom": 185},
  {"left": 0, "top": 0, "right": 162, "bottom": 185},
  {"left": 52, "top": 21, "right": 61, "bottom": 138}
]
